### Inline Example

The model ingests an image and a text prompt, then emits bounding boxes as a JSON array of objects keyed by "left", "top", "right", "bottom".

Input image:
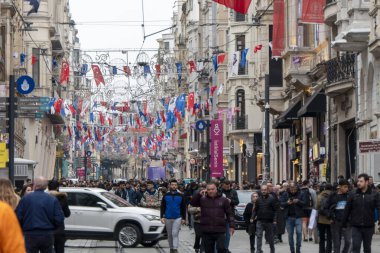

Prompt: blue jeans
[
  {"left": 286, "top": 217, "right": 302, "bottom": 253},
  {"left": 224, "top": 222, "right": 230, "bottom": 249}
]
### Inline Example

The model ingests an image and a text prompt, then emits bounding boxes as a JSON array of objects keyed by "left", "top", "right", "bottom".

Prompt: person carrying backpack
[
  {"left": 300, "top": 180, "right": 317, "bottom": 242},
  {"left": 317, "top": 183, "right": 333, "bottom": 253}
]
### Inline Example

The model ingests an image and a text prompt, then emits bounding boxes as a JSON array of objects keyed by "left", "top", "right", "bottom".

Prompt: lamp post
[{"left": 264, "top": 75, "right": 271, "bottom": 182}]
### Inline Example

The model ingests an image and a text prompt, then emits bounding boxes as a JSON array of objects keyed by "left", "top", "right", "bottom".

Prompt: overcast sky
[{"left": 70, "top": 0, "right": 176, "bottom": 51}]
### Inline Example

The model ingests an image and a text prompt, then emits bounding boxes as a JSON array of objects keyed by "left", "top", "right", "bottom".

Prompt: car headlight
[{"left": 142, "top": 214, "right": 161, "bottom": 221}]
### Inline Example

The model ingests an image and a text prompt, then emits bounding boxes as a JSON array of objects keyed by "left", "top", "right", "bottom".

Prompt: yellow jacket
[{"left": 0, "top": 201, "right": 26, "bottom": 253}]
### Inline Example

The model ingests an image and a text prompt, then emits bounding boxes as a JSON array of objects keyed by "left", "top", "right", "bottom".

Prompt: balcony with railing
[
  {"left": 325, "top": 53, "right": 355, "bottom": 96},
  {"left": 324, "top": 0, "right": 338, "bottom": 26},
  {"left": 232, "top": 115, "right": 248, "bottom": 130}
]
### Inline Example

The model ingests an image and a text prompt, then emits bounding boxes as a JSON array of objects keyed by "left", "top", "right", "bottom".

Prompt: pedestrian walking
[
  {"left": 48, "top": 180, "right": 71, "bottom": 253},
  {"left": 317, "top": 183, "right": 333, "bottom": 253},
  {"left": 243, "top": 191, "right": 259, "bottom": 253},
  {"left": 141, "top": 181, "right": 161, "bottom": 209},
  {"left": 255, "top": 184, "right": 279, "bottom": 253},
  {"left": 280, "top": 182, "right": 305, "bottom": 253},
  {"left": 343, "top": 173, "right": 380, "bottom": 253},
  {"left": 0, "top": 178, "right": 20, "bottom": 210},
  {"left": 221, "top": 180, "right": 239, "bottom": 253},
  {"left": 0, "top": 201, "right": 26, "bottom": 253},
  {"left": 190, "top": 182, "right": 235, "bottom": 253},
  {"left": 20, "top": 183, "right": 33, "bottom": 198},
  {"left": 16, "top": 176, "right": 64, "bottom": 253},
  {"left": 300, "top": 180, "right": 316, "bottom": 242},
  {"left": 325, "top": 179, "right": 352, "bottom": 253},
  {"left": 160, "top": 179, "right": 186, "bottom": 253},
  {"left": 188, "top": 204, "right": 204, "bottom": 253}
]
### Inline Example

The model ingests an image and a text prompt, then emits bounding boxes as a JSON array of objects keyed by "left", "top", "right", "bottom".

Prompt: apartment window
[
  {"left": 269, "top": 25, "right": 283, "bottom": 87},
  {"left": 164, "top": 42, "right": 170, "bottom": 51},
  {"left": 236, "top": 35, "right": 247, "bottom": 75},
  {"left": 235, "top": 11, "right": 246, "bottom": 22},
  {"left": 32, "top": 48, "right": 40, "bottom": 87}
]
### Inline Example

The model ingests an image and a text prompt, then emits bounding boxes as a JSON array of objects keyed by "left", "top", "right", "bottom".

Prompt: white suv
[{"left": 60, "top": 188, "right": 165, "bottom": 248}]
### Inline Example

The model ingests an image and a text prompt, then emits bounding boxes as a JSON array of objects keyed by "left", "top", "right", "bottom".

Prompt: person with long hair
[
  {"left": 0, "top": 178, "right": 20, "bottom": 210},
  {"left": 20, "top": 184, "right": 33, "bottom": 198}
]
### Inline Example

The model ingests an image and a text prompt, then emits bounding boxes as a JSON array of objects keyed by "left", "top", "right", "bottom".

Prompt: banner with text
[
  {"left": 301, "top": 0, "right": 325, "bottom": 24},
  {"left": 210, "top": 120, "right": 224, "bottom": 178}
]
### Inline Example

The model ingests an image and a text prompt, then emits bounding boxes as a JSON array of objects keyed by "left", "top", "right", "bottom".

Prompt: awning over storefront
[
  {"left": 272, "top": 100, "right": 301, "bottom": 129},
  {"left": 297, "top": 91, "right": 326, "bottom": 117}
]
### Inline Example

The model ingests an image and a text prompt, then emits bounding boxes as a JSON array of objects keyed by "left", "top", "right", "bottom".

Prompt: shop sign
[
  {"left": 358, "top": 139, "right": 380, "bottom": 154},
  {"left": 210, "top": 120, "right": 223, "bottom": 177},
  {"left": 0, "top": 143, "right": 7, "bottom": 168}
]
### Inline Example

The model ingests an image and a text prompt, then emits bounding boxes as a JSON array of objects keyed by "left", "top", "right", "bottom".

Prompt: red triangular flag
[
  {"left": 123, "top": 66, "right": 131, "bottom": 76},
  {"left": 91, "top": 64, "right": 105, "bottom": 86},
  {"left": 59, "top": 61, "right": 70, "bottom": 85},
  {"left": 31, "top": 55, "right": 37, "bottom": 65},
  {"left": 188, "top": 60, "right": 197, "bottom": 73},
  {"left": 187, "top": 92, "right": 195, "bottom": 111},
  {"left": 212, "top": 0, "right": 252, "bottom": 14},
  {"left": 155, "top": 64, "right": 161, "bottom": 78},
  {"left": 217, "top": 53, "right": 226, "bottom": 64},
  {"left": 210, "top": 86, "right": 217, "bottom": 96}
]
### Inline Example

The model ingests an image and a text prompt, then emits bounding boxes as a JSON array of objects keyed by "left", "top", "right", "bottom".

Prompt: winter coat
[
  {"left": 222, "top": 189, "right": 240, "bottom": 209},
  {"left": 280, "top": 190, "right": 306, "bottom": 219},
  {"left": 344, "top": 188, "right": 380, "bottom": 228},
  {"left": 317, "top": 190, "right": 332, "bottom": 225},
  {"left": 0, "top": 201, "right": 26, "bottom": 253},
  {"left": 16, "top": 189, "right": 64, "bottom": 235},
  {"left": 255, "top": 194, "right": 279, "bottom": 223},
  {"left": 190, "top": 192, "right": 235, "bottom": 233},
  {"left": 141, "top": 189, "right": 162, "bottom": 209},
  {"left": 48, "top": 191, "right": 71, "bottom": 234},
  {"left": 160, "top": 190, "right": 186, "bottom": 220}
]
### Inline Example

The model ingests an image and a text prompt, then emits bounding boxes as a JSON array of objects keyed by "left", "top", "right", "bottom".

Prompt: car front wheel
[{"left": 117, "top": 223, "right": 142, "bottom": 248}]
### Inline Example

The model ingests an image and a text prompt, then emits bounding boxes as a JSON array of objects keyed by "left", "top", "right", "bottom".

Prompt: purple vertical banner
[{"left": 210, "top": 120, "right": 223, "bottom": 178}]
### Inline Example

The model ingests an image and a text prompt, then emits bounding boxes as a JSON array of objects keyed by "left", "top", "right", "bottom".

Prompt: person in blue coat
[{"left": 160, "top": 179, "right": 186, "bottom": 253}]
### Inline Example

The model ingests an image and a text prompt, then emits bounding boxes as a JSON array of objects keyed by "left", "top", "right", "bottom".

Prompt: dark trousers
[
  {"left": 249, "top": 234, "right": 256, "bottom": 252},
  {"left": 25, "top": 234, "right": 54, "bottom": 253},
  {"left": 318, "top": 223, "right": 332, "bottom": 253},
  {"left": 203, "top": 232, "right": 226, "bottom": 253},
  {"left": 352, "top": 226, "right": 374, "bottom": 253},
  {"left": 54, "top": 233, "right": 66, "bottom": 253},
  {"left": 256, "top": 221, "right": 275, "bottom": 253},
  {"left": 193, "top": 223, "right": 204, "bottom": 251},
  {"left": 331, "top": 221, "right": 351, "bottom": 253}
]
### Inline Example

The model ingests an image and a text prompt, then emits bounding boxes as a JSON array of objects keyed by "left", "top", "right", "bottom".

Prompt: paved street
[{"left": 65, "top": 227, "right": 380, "bottom": 252}]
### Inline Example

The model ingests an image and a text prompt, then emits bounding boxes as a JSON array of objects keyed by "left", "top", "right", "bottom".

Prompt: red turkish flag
[
  {"left": 123, "top": 66, "right": 131, "bottom": 76},
  {"left": 272, "top": 0, "right": 285, "bottom": 58},
  {"left": 187, "top": 92, "right": 195, "bottom": 111},
  {"left": 91, "top": 64, "right": 105, "bottom": 86},
  {"left": 155, "top": 64, "right": 161, "bottom": 78},
  {"left": 301, "top": 0, "right": 324, "bottom": 23},
  {"left": 217, "top": 53, "right": 226, "bottom": 64},
  {"left": 188, "top": 60, "right": 197, "bottom": 73},
  {"left": 212, "top": 0, "right": 252, "bottom": 14},
  {"left": 59, "top": 61, "right": 70, "bottom": 85}
]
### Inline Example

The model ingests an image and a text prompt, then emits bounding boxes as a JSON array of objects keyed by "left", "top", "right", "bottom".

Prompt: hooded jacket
[
  {"left": 190, "top": 192, "right": 235, "bottom": 233},
  {"left": 317, "top": 190, "right": 332, "bottom": 225}
]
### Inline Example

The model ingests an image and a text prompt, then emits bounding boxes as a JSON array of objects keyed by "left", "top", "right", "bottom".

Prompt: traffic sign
[
  {"left": 16, "top": 75, "right": 35, "bottom": 95},
  {"left": 16, "top": 105, "right": 50, "bottom": 111},
  {"left": 15, "top": 112, "right": 44, "bottom": 119},
  {"left": 17, "top": 97, "right": 50, "bottom": 104},
  {"left": 196, "top": 120, "right": 207, "bottom": 132}
]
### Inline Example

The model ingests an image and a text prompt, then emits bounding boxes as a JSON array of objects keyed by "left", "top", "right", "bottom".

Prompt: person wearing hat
[{"left": 324, "top": 179, "right": 351, "bottom": 253}]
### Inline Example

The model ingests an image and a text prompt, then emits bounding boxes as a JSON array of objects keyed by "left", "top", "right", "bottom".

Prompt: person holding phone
[{"left": 190, "top": 182, "right": 235, "bottom": 253}]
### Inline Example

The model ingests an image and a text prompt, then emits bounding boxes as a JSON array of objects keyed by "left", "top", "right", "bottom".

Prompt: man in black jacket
[
  {"left": 325, "top": 179, "right": 351, "bottom": 253},
  {"left": 343, "top": 173, "right": 380, "bottom": 253},
  {"left": 48, "top": 180, "right": 71, "bottom": 253},
  {"left": 191, "top": 182, "right": 235, "bottom": 253},
  {"left": 221, "top": 180, "right": 239, "bottom": 253},
  {"left": 256, "top": 184, "right": 279, "bottom": 253},
  {"left": 280, "top": 183, "right": 305, "bottom": 253}
]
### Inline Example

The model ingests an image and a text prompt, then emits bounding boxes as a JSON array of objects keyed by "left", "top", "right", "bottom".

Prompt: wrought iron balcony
[
  {"left": 232, "top": 115, "right": 248, "bottom": 130},
  {"left": 326, "top": 53, "right": 355, "bottom": 84},
  {"left": 325, "top": 53, "right": 355, "bottom": 96}
]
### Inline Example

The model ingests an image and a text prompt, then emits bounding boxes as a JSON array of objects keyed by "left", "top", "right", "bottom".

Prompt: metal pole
[
  {"left": 84, "top": 155, "right": 87, "bottom": 181},
  {"left": 264, "top": 74, "right": 270, "bottom": 181},
  {"left": 8, "top": 75, "right": 15, "bottom": 184}
]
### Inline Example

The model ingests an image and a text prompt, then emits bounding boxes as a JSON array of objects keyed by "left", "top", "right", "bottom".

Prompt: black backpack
[
  {"left": 302, "top": 188, "right": 314, "bottom": 208},
  {"left": 318, "top": 195, "right": 329, "bottom": 217}
]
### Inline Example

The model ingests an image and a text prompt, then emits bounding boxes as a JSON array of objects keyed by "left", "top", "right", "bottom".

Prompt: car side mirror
[{"left": 97, "top": 202, "right": 107, "bottom": 210}]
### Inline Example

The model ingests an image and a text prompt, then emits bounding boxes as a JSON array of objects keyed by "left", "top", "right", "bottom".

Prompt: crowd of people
[{"left": 0, "top": 174, "right": 379, "bottom": 253}]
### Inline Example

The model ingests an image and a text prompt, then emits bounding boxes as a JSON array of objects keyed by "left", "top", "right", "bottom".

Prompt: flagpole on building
[{"left": 264, "top": 75, "right": 270, "bottom": 182}]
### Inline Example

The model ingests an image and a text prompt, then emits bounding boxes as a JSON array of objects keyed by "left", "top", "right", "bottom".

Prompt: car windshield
[
  {"left": 237, "top": 191, "right": 254, "bottom": 204},
  {"left": 100, "top": 192, "right": 132, "bottom": 207}
]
